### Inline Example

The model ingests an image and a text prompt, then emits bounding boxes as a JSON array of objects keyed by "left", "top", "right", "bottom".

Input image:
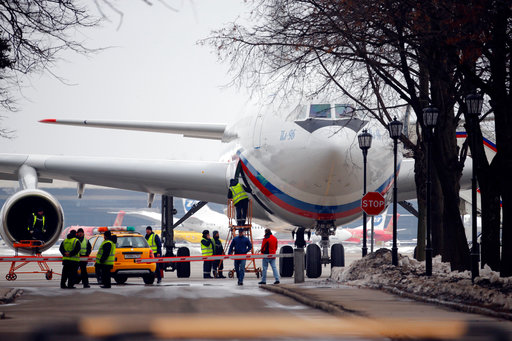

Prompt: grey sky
[{"left": 0, "top": 1, "right": 252, "bottom": 161}]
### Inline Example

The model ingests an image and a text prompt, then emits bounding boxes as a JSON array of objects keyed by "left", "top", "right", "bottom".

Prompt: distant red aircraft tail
[
  {"left": 113, "top": 210, "right": 126, "bottom": 227},
  {"left": 384, "top": 213, "right": 400, "bottom": 233}
]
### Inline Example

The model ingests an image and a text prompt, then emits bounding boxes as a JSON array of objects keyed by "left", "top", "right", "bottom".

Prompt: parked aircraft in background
[
  {"left": 60, "top": 211, "right": 126, "bottom": 240},
  {"left": 343, "top": 209, "right": 397, "bottom": 244},
  {"left": 124, "top": 199, "right": 266, "bottom": 240},
  {"left": 0, "top": 103, "right": 472, "bottom": 277}
]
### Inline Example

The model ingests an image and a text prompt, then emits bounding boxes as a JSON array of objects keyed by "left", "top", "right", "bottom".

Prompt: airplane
[
  {"left": 124, "top": 198, "right": 266, "bottom": 240},
  {"left": 0, "top": 103, "right": 472, "bottom": 278},
  {"left": 343, "top": 210, "right": 398, "bottom": 244},
  {"left": 60, "top": 210, "right": 126, "bottom": 240}
]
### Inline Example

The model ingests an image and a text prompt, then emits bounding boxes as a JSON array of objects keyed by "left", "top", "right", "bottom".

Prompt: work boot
[
  {"left": 204, "top": 274, "right": 213, "bottom": 279},
  {"left": 218, "top": 272, "right": 226, "bottom": 278}
]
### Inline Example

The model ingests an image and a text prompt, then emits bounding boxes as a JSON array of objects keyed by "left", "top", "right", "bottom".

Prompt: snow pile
[{"left": 331, "top": 248, "right": 512, "bottom": 313}]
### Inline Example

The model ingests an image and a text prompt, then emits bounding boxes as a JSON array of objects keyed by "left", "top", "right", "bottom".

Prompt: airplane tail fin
[
  {"left": 384, "top": 212, "right": 399, "bottom": 233},
  {"left": 182, "top": 199, "right": 197, "bottom": 214},
  {"left": 113, "top": 210, "right": 126, "bottom": 227},
  {"left": 373, "top": 207, "right": 388, "bottom": 230}
]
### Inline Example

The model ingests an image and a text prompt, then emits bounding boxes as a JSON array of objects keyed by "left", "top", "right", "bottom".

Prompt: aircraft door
[{"left": 253, "top": 114, "right": 264, "bottom": 149}]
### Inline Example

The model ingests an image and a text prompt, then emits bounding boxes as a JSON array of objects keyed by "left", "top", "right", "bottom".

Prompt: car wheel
[
  {"left": 143, "top": 273, "right": 155, "bottom": 284},
  {"left": 114, "top": 275, "right": 128, "bottom": 284}
]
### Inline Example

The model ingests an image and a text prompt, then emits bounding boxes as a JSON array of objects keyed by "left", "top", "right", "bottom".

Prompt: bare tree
[{"left": 205, "top": 0, "right": 488, "bottom": 271}]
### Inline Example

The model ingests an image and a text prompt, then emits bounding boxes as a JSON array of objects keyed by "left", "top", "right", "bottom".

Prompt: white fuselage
[{"left": 222, "top": 104, "right": 400, "bottom": 230}]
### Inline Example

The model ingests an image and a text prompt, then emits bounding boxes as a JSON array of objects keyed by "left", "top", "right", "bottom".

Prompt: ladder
[{"left": 222, "top": 199, "right": 262, "bottom": 279}]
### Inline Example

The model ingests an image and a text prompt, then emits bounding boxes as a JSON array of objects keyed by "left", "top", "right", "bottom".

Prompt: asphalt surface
[{"left": 0, "top": 255, "right": 511, "bottom": 340}]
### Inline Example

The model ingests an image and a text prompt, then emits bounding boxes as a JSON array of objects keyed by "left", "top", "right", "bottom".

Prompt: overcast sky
[{"left": 0, "top": 1, "right": 253, "bottom": 162}]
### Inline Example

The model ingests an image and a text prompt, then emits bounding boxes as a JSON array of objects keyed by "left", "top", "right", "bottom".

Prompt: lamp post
[
  {"left": 358, "top": 129, "right": 373, "bottom": 257},
  {"left": 466, "top": 93, "right": 483, "bottom": 281},
  {"left": 423, "top": 106, "right": 439, "bottom": 276},
  {"left": 388, "top": 117, "right": 403, "bottom": 266}
]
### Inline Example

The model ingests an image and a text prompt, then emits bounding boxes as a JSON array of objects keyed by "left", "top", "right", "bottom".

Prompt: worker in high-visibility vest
[
  {"left": 27, "top": 208, "right": 46, "bottom": 241},
  {"left": 95, "top": 231, "right": 116, "bottom": 288},
  {"left": 201, "top": 229, "right": 214, "bottom": 278},
  {"left": 76, "top": 228, "right": 92, "bottom": 288},
  {"left": 227, "top": 178, "right": 250, "bottom": 226},
  {"left": 59, "top": 229, "right": 81, "bottom": 289},
  {"left": 145, "top": 226, "right": 162, "bottom": 283}
]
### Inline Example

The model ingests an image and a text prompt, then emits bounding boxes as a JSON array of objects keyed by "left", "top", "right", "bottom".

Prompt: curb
[
  {"left": 0, "top": 288, "right": 23, "bottom": 304},
  {"left": 260, "top": 284, "right": 363, "bottom": 316},
  {"left": 369, "top": 283, "right": 512, "bottom": 322}
]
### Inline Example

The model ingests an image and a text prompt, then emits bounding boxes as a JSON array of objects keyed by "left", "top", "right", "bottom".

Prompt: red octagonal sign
[{"left": 361, "top": 192, "right": 386, "bottom": 216}]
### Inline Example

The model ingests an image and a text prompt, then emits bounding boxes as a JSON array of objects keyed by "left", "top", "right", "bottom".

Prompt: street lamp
[
  {"left": 358, "top": 129, "right": 372, "bottom": 257},
  {"left": 423, "top": 106, "right": 439, "bottom": 276},
  {"left": 466, "top": 93, "right": 483, "bottom": 281},
  {"left": 388, "top": 117, "right": 403, "bottom": 266}
]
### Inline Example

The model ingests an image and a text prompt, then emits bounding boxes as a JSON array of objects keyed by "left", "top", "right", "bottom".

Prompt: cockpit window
[
  {"left": 334, "top": 104, "right": 355, "bottom": 118},
  {"left": 309, "top": 104, "right": 331, "bottom": 118}
]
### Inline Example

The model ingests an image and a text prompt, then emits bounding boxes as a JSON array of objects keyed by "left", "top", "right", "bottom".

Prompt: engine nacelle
[{"left": 0, "top": 189, "right": 64, "bottom": 254}]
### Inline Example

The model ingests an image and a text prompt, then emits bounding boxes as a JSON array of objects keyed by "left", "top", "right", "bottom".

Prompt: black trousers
[
  {"left": 61, "top": 260, "right": 79, "bottom": 288},
  {"left": 95, "top": 263, "right": 113, "bottom": 288},
  {"left": 203, "top": 261, "right": 212, "bottom": 277},
  {"left": 212, "top": 259, "right": 224, "bottom": 276},
  {"left": 78, "top": 261, "right": 89, "bottom": 286},
  {"left": 235, "top": 199, "right": 249, "bottom": 226}
]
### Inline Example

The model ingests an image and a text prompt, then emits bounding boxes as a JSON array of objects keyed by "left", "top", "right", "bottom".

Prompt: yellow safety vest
[
  {"left": 147, "top": 233, "right": 158, "bottom": 253},
  {"left": 62, "top": 237, "right": 80, "bottom": 262},
  {"left": 28, "top": 213, "right": 46, "bottom": 232},
  {"left": 79, "top": 238, "right": 88, "bottom": 256},
  {"left": 96, "top": 240, "right": 116, "bottom": 265},
  {"left": 230, "top": 183, "right": 248, "bottom": 205},
  {"left": 201, "top": 238, "right": 214, "bottom": 256}
]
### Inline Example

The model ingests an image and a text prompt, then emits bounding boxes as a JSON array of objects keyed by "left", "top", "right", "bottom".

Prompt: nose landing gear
[{"left": 279, "top": 221, "right": 345, "bottom": 279}]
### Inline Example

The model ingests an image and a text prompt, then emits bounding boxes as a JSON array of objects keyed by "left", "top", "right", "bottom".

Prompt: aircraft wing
[
  {"left": 0, "top": 154, "right": 230, "bottom": 204},
  {"left": 40, "top": 119, "right": 231, "bottom": 141}
]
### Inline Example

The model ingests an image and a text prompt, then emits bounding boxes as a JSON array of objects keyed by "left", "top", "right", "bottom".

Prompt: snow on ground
[{"left": 330, "top": 248, "right": 512, "bottom": 313}]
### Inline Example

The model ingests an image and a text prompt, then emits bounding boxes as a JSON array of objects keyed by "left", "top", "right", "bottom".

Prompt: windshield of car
[
  {"left": 92, "top": 236, "right": 103, "bottom": 250},
  {"left": 116, "top": 236, "right": 149, "bottom": 248}
]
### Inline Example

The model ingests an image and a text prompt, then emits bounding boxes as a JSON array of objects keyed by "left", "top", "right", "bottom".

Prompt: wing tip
[{"left": 39, "top": 119, "right": 57, "bottom": 123}]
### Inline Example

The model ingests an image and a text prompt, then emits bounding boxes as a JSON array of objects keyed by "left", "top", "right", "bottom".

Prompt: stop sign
[{"left": 361, "top": 192, "right": 386, "bottom": 216}]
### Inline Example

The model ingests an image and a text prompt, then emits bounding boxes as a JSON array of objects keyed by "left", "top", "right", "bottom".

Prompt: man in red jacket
[{"left": 258, "top": 228, "right": 280, "bottom": 285}]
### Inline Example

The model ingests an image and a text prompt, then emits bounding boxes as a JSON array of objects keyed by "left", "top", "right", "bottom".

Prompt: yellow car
[{"left": 86, "top": 227, "right": 157, "bottom": 284}]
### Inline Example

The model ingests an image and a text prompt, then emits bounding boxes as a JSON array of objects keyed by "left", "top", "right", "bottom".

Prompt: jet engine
[{"left": 0, "top": 189, "right": 64, "bottom": 254}]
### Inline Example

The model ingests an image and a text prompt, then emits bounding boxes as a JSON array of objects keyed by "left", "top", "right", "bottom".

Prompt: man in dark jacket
[
  {"left": 76, "top": 228, "right": 92, "bottom": 288},
  {"left": 228, "top": 228, "right": 252, "bottom": 285},
  {"left": 201, "top": 230, "right": 214, "bottom": 278},
  {"left": 212, "top": 230, "right": 226, "bottom": 278},
  {"left": 59, "top": 230, "right": 81, "bottom": 289},
  {"left": 227, "top": 178, "right": 250, "bottom": 226},
  {"left": 258, "top": 229, "right": 280, "bottom": 285},
  {"left": 145, "top": 226, "right": 163, "bottom": 283}
]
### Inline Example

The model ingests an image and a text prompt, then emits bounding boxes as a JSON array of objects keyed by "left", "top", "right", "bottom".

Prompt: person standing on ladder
[{"left": 228, "top": 178, "right": 250, "bottom": 226}]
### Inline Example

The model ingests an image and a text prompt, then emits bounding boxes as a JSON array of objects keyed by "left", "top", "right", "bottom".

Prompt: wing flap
[{"left": 40, "top": 119, "right": 228, "bottom": 140}]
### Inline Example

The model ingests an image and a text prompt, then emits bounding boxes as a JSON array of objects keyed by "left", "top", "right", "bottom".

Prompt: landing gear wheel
[
  {"left": 228, "top": 271, "right": 234, "bottom": 279},
  {"left": 330, "top": 244, "right": 345, "bottom": 267},
  {"left": 114, "top": 275, "right": 127, "bottom": 284},
  {"left": 306, "top": 244, "right": 322, "bottom": 278},
  {"left": 45, "top": 270, "right": 53, "bottom": 280},
  {"left": 176, "top": 247, "right": 190, "bottom": 278},
  {"left": 6, "top": 273, "right": 16, "bottom": 281},
  {"left": 143, "top": 273, "right": 155, "bottom": 284},
  {"left": 279, "top": 245, "right": 294, "bottom": 277}
]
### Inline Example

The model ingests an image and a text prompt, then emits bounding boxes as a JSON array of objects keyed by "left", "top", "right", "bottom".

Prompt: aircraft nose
[{"left": 299, "top": 126, "right": 362, "bottom": 200}]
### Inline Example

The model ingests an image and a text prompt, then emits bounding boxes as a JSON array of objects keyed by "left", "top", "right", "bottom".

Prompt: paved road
[{"left": 1, "top": 255, "right": 511, "bottom": 340}]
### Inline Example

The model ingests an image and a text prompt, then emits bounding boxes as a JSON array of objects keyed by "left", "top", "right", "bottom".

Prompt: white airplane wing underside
[
  {"left": 40, "top": 119, "right": 230, "bottom": 141},
  {"left": 0, "top": 154, "right": 230, "bottom": 204}
]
